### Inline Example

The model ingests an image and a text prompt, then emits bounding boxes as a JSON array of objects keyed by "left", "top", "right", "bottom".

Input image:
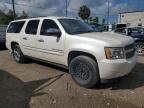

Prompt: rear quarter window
[{"left": 7, "top": 21, "right": 25, "bottom": 33}]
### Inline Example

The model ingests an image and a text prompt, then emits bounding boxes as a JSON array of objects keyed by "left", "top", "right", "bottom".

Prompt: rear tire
[
  {"left": 12, "top": 44, "right": 26, "bottom": 63},
  {"left": 69, "top": 56, "right": 99, "bottom": 88}
]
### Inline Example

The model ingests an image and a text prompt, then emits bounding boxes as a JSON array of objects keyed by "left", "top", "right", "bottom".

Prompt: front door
[{"left": 35, "top": 19, "right": 65, "bottom": 64}]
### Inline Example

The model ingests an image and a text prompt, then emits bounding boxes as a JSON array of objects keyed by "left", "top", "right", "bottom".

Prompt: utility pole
[
  {"left": 12, "top": 0, "right": 16, "bottom": 20},
  {"left": 107, "top": 0, "right": 110, "bottom": 25},
  {"left": 65, "top": 0, "right": 68, "bottom": 17},
  {"left": 107, "top": 0, "right": 110, "bottom": 31},
  {"left": 126, "top": 1, "right": 129, "bottom": 12}
]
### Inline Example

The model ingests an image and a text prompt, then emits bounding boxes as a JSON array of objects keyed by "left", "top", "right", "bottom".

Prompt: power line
[
  {"left": 0, "top": 1, "right": 58, "bottom": 10},
  {"left": 69, "top": 7, "right": 118, "bottom": 16},
  {"left": 0, "top": 1, "right": 120, "bottom": 18}
]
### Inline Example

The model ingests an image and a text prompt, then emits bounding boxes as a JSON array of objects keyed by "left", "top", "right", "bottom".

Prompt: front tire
[
  {"left": 12, "top": 44, "right": 26, "bottom": 63},
  {"left": 69, "top": 56, "right": 99, "bottom": 88},
  {"left": 135, "top": 42, "right": 144, "bottom": 56}
]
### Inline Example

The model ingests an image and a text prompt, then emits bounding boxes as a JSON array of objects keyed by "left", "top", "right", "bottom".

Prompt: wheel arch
[
  {"left": 68, "top": 50, "right": 98, "bottom": 66},
  {"left": 11, "top": 41, "right": 19, "bottom": 50}
]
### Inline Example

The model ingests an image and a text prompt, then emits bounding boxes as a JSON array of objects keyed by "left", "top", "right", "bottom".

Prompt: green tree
[
  {"left": 89, "top": 17, "right": 93, "bottom": 24},
  {"left": 0, "top": 10, "right": 28, "bottom": 25},
  {"left": 0, "top": 10, "right": 13, "bottom": 24},
  {"left": 102, "top": 18, "right": 106, "bottom": 25},
  {"left": 18, "top": 11, "right": 28, "bottom": 19},
  {"left": 78, "top": 5, "right": 91, "bottom": 21},
  {"left": 93, "top": 17, "right": 99, "bottom": 24},
  {"left": 101, "top": 18, "right": 106, "bottom": 31}
]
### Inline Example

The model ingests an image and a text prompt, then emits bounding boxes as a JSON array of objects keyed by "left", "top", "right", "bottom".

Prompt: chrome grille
[{"left": 125, "top": 43, "right": 135, "bottom": 59}]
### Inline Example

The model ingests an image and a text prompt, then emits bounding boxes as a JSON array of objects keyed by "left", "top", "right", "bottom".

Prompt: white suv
[{"left": 6, "top": 17, "right": 137, "bottom": 88}]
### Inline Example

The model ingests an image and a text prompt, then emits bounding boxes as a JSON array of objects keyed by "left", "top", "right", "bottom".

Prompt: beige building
[{"left": 118, "top": 11, "right": 144, "bottom": 27}]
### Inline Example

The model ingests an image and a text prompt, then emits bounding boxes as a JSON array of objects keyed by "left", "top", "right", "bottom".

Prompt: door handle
[
  {"left": 23, "top": 37, "right": 27, "bottom": 40},
  {"left": 38, "top": 39, "right": 44, "bottom": 42}
]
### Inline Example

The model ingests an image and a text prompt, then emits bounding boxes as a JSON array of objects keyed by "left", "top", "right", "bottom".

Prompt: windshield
[{"left": 58, "top": 19, "right": 94, "bottom": 35}]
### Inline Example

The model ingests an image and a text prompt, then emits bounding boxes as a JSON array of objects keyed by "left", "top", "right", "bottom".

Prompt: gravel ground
[{"left": 0, "top": 50, "right": 144, "bottom": 108}]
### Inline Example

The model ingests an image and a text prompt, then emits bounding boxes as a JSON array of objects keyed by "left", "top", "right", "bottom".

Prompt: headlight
[{"left": 105, "top": 47, "right": 125, "bottom": 59}]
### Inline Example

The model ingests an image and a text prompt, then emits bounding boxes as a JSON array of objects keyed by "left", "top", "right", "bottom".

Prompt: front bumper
[{"left": 99, "top": 53, "right": 137, "bottom": 79}]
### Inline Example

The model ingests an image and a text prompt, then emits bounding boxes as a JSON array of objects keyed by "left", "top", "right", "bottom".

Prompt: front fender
[{"left": 65, "top": 44, "right": 105, "bottom": 66}]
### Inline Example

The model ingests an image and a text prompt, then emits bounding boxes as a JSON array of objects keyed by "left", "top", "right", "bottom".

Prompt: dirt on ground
[{"left": 0, "top": 50, "right": 144, "bottom": 108}]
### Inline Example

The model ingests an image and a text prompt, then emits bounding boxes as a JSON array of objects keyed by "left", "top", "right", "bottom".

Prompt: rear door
[{"left": 20, "top": 20, "right": 40, "bottom": 57}]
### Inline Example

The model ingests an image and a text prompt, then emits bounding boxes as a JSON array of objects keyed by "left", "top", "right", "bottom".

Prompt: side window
[
  {"left": 7, "top": 21, "right": 25, "bottom": 33},
  {"left": 40, "top": 19, "right": 60, "bottom": 36},
  {"left": 25, "top": 20, "right": 39, "bottom": 35}
]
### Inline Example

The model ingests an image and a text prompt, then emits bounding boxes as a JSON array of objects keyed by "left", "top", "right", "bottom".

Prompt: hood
[{"left": 77, "top": 32, "right": 134, "bottom": 46}]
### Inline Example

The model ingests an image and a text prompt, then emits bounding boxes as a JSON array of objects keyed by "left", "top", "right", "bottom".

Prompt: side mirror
[{"left": 46, "top": 28, "right": 61, "bottom": 37}]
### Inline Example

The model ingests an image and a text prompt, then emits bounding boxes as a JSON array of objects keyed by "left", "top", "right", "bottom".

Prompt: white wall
[{"left": 118, "top": 12, "right": 144, "bottom": 27}]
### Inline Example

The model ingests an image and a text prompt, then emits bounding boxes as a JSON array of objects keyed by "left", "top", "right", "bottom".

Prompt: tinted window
[
  {"left": 7, "top": 21, "right": 25, "bottom": 33},
  {"left": 25, "top": 20, "right": 39, "bottom": 35},
  {"left": 40, "top": 19, "right": 60, "bottom": 36}
]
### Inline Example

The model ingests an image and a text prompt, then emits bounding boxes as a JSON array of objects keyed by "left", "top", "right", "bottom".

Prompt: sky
[{"left": 0, "top": 0, "right": 144, "bottom": 23}]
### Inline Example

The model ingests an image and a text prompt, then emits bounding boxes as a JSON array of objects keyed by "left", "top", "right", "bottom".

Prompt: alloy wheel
[{"left": 135, "top": 42, "right": 144, "bottom": 56}]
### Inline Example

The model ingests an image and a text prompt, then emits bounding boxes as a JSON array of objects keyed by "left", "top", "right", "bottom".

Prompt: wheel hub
[
  {"left": 73, "top": 62, "right": 90, "bottom": 80},
  {"left": 13, "top": 48, "right": 21, "bottom": 61},
  {"left": 136, "top": 43, "right": 144, "bottom": 55}
]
